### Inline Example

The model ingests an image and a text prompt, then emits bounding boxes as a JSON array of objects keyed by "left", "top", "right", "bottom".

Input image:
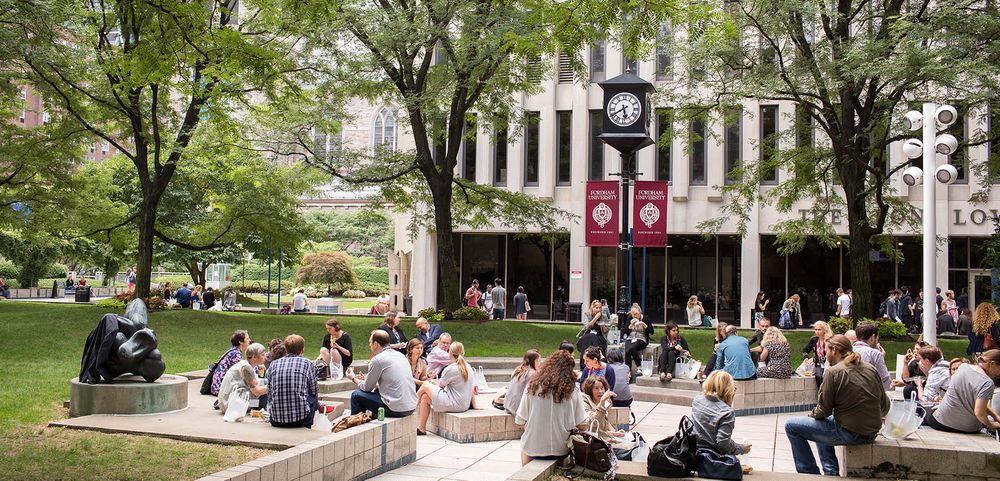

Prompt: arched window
[{"left": 372, "top": 108, "right": 397, "bottom": 151}]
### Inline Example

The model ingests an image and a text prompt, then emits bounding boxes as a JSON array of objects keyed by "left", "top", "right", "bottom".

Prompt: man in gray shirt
[
  {"left": 347, "top": 330, "right": 417, "bottom": 417},
  {"left": 491, "top": 278, "right": 507, "bottom": 320},
  {"left": 851, "top": 323, "right": 891, "bottom": 390}
]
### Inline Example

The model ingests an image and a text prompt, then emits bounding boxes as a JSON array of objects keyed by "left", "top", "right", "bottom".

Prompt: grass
[{"left": 0, "top": 301, "right": 973, "bottom": 479}]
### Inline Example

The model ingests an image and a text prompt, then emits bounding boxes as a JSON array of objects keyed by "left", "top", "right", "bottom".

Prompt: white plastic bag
[
  {"left": 223, "top": 388, "right": 250, "bottom": 423},
  {"left": 473, "top": 366, "right": 493, "bottom": 394},
  {"left": 312, "top": 411, "right": 334, "bottom": 431},
  {"left": 880, "top": 396, "right": 925, "bottom": 440},
  {"left": 640, "top": 354, "right": 653, "bottom": 377},
  {"left": 796, "top": 358, "right": 816, "bottom": 377},
  {"left": 895, "top": 352, "right": 910, "bottom": 382},
  {"left": 631, "top": 432, "right": 649, "bottom": 462},
  {"left": 673, "top": 358, "right": 702, "bottom": 380}
]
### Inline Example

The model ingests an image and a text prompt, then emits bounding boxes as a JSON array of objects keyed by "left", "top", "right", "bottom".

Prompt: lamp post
[{"left": 900, "top": 102, "right": 959, "bottom": 346}]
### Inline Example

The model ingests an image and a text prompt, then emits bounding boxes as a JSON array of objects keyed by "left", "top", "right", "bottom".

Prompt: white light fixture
[
  {"left": 902, "top": 139, "right": 923, "bottom": 159},
  {"left": 935, "top": 105, "right": 958, "bottom": 127},
  {"left": 935, "top": 164, "right": 959, "bottom": 184},
  {"left": 902, "top": 166, "right": 923, "bottom": 186},
  {"left": 935, "top": 134, "right": 958, "bottom": 155},
  {"left": 903, "top": 111, "right": 923, "bottom": 131}
]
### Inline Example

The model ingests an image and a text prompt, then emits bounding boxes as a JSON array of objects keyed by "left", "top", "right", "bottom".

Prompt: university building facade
[{"left": 329, "top": 42, "right": 1000, "bottom": 328}]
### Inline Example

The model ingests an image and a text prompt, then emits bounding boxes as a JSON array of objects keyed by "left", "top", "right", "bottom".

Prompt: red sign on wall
[
  {"left": 585, "top": 181, "right": 619, "bottom": 246},
  {"left": 632, "top": 181, "right": 668, "bottom": 247}
]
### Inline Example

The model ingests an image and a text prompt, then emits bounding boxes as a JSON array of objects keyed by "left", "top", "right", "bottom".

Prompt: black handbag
[
  {"left": 647, "top": 416, "right": 698, "bottom": 478},
  {"left": 695, "top": 448, "right": 743, "bottom": 480},
  {"left": 199, "top": 352, "right": 228, "bottom": 395},
  {"left": 566, "top": 428, "right": 616, "bottom": 480}
]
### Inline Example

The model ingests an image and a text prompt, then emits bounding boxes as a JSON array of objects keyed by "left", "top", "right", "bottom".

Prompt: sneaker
[
  {"left": 659, "top": 372, "right": 667, "bottom": 382},
  {"left": 665, "top": 373, "right": 673, "bottom": 382}
]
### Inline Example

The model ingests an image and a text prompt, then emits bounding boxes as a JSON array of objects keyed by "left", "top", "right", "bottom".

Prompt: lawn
[{"left": 0, "top": 301, "right": 973, "bottom": 479}]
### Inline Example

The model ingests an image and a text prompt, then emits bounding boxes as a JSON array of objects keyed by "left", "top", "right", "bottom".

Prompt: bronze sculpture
[{"left": 79, "top": 298, "right": 166, "bottom": 383}]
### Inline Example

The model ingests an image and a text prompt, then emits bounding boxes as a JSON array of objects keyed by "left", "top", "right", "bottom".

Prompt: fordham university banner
[
  {"left": 632, "top": 181, "right": 668, "bottom": 247},
  {"left": 585, "top": 181, "right": 619, "bottom": 246}
]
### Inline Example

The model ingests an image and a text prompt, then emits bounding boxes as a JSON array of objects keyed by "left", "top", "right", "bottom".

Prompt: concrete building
[{"left": 14, "top": 86, "right": 119, "bottom": 162}]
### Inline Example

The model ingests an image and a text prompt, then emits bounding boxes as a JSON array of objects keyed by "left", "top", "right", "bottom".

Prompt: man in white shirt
[
  {"left": 836, "top": 288, "right": 852, "bottom": 318},
  {"left": 426, "top": 333, "right": 453, "bottom": 377},
  {"left": 292, "top": 289, "right": 308, "bottom": 314}
]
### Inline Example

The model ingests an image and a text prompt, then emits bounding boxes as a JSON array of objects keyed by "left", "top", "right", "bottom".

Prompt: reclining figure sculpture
[{"left": 79, "top": 298, "right": 166, "bottom": 383}]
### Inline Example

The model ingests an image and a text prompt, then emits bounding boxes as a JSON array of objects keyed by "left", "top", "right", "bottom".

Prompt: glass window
[
  {"left": 493, "top": 122, "right": 508, "bottom": 186},
  {"left": 666, "top": 236, "right": 716, "bottom": 323},
  {"left": 724, "top": 108, "right": 741, "bottom": 184},
  {"left": 656, "top": 22, "right": 672, "bottom": 81},
  {"left": 461, "top": 234, "right": 506, "bottom": 299},
  {"left": 589, "top": 110, "right": 604, "bottom": 181},
  {"left": 760, "top": 105, "right": 779, "bottom": 184},
  {"left": 463, "top": 114, "right": 477, "bottom": 181},
  {"left": 590, "top": 41, "right": 606, "bottom": 82},
  {"left": 508, "top": 235, "right": 552, "bottom": 320},
  {"left": 557, "top": 111, "right": 572, "bottom": 184},
  {"left": 524, "top": 112, "right": 540, "bottom": 186},
  {"left": 591, "top": 247, "right": 617, "bottom": 311},
  {"left": 689, "top": 116, "right": 707, "bottom": 185},
  {"left": 656, "top": 109, "right": 673, "bottom": 181},
  {"left": 949, "top": 237, "right": 969, "bottom": 269},
  {"left": 372, "top": 108, "right": 397, "bottom": 151},
  {"left": 688, "top": 20, "right": 706, "bottom": 80}
]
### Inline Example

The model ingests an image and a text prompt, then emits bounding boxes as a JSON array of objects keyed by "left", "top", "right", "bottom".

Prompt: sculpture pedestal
[{"left": 69, "top": 374, "right": 188, "bottom": 417}]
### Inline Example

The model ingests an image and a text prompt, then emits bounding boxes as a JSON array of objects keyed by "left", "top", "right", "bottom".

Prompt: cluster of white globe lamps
[{"left": 901, "top": 105, "right": 959, "bottom": 186}]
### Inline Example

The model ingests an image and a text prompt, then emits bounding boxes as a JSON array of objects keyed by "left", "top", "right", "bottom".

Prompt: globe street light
[{"left": 900, "top": 103, "right": 958, "bottom": 346}]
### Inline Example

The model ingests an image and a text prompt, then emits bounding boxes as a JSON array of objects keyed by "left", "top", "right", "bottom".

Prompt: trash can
[
  {"left": 565, "top": 302, "right": 583, "bottom": 323},
  {"left": 403, "top": 296, "right": 413, "bottom": 316},
  {"left": 75, "top": 286, "right": 91, "bottom": 303}
]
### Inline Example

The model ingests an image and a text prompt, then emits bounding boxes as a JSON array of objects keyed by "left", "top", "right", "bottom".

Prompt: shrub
[
  {"left": 296, "top": 252, "right": 358, "bottom": 291},
  {"left": 144, "top": 296, "right": 168, "bottom": 310},
  {"left": 452, "top": 306, "right": 490, "bottom": 321},
  {"left": 418, "top": 307, "right": 438, "bottom": 319},
  {"left": 828, "top": 316, "right": 851, "bottom": 334},
  {"left": 354, "top": 265, "right": 389, "bottom": 285},
  {"left": 95, "top": 298, "right": 126, "bottom": 309},
  {"left": 876, "top": 319, "right": 909, "bottom": 340},
  {"left": 0, "top": 259, "right": 20, "bottom": 280},
  {"left": 343, "top": 289, "right": 367, "bottom": 298},
  {"left": 353, "top": 280, "right": 389, "bottom": 297}
]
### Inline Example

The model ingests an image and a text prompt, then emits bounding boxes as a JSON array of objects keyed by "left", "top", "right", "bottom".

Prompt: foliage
[
  {"left": 679, "top": 0, "right": 1000, "bottom": 319},
  {"left": 452, "top": 306, "right": 490, "bottom": 321},
  {"left": 94, "top": 298, "right": 126, "bottom": 309},
  {"left": 418, "top": 307, "right": 445, "bottom": 322},
  {"left": 828, "top": 316, "right": 852, "bottom": 335},
  {"left": 303, "top": 209, "right": 394, "bottom": 265},
  {"left": 833, "top": 316, "right": 911, "bottom": 341},
  {"left": 295, "top": 252, "right": 358, "bottom": 291},
  {"left": 343, "top": 289, "right": 367, "bottom": 299},
  {"left": 354, "top": 265, "right": 389, "bottom": 289}
]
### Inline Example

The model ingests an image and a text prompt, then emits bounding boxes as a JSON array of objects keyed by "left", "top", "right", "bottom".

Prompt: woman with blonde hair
[
  {"left": 416, "top": 341, "right": 475, "bottom": 435},
  {"left": 802, "top": 321, "right": 833, "bottom": 387},
  {"left": 758, "top": 327, "right": 792, "bottom": 379},
  {"left": 625, "top": 303, "right": 653, "bottom": 374},
  {"left": 691, "top": 371, "right": 751, "bottom": 458},
  {"left": 967, "top": 302, "right": 1000, "bottom": 355},
  {"left": 686, "top": 295, "right": 706, "bottom": 327}
]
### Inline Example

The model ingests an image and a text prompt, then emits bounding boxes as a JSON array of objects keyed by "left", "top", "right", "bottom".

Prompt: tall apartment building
[{"left": 13, "top": 85, "right": 118, "bottom": 162}]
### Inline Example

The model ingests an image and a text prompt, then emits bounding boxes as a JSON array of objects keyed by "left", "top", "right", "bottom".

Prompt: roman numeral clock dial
[{"left": 607, "top": 92, "right": 642, "bottom": 127}]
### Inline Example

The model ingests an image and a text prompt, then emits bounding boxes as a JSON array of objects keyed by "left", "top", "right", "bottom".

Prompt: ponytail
[
  {"left": 828, "top": 335, "right": 860, "bottom": 365},
  {"left": 457, "top": 355, "right": 469, "bottom": 381},
  {"left": 842, "top": 351, "right": 861, "bottom": 366},
  {"left": 450, "top": 341, "right": 469, "bottom": 381}
]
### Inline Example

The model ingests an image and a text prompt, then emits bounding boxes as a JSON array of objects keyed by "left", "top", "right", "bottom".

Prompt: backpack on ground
[{"left": 647, "top": 415, "right": 698, "bottom": 478}]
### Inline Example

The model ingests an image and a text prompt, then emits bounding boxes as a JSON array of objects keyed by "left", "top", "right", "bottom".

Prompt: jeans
[
  {"left": 270, "top": 392, "right": 319, "bottom": 428},
  {"left": 350, "top": 389, "right": 413, "bottom": 418},
  {"left": 492, "top": 308, "right": 505, "bottom": 320},
  {"left": 784, "top": 416, "right": 876, "bottom": 475}
]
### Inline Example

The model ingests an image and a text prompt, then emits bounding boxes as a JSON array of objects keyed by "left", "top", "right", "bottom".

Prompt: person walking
[
  {"left": 752, "top": 291, "right": 769, "bottom": 326},
  {"left": 513, "top": 286, "right": 528, "bottom": 320},
  {"left": 780, "top": 294, "right": 803, "bottom": 329},
  {"left": 835, "top": 288, "right": 851, "bottom": 319}
]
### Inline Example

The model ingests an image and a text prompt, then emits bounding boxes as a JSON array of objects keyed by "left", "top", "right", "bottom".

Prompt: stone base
[
  {"left": 69, "top": 374, "right": 188, "bottom": 417},
  {"left": 428, "top": 407, "right": 631, "bottom": 444}
]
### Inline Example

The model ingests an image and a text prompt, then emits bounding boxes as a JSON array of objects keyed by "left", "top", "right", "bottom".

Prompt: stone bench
[
  {"left": 428, "top": 405, "right": 630, "bottom": 444},
  {"left": 195, "top": 414, "right": 418, "bottom": 481},
  {"left": 635, "top": 376, "right": 817, "bottom": 416},
  {"left": 504, "top": 459, "right": 869, "bottom": 481},
  {"left": 844, "top": 427, "right": 1000, "bottom": 480}
]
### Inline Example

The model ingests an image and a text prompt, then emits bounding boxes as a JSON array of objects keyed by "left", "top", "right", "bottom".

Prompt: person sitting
[
  {"left": 378, "top": 311, "right": 408, "bottom": 354},
  {"left": 757, "top": 327, "right": 792, "bottom": 379},
  {"left": 319, "top": 318, "right": 352, "bottom": 380},
  {"left": 292, "top": 288, "right": 309, "bottom": 314},
  {"left": 347, "top": 330, "right": 418, "bottom": 418},
  {"left": 426, "top": 332, "right": 453, "bottom": 377},
  {"left": 691, "top": 371, "right": 751, "bottom": 461},
  {"left": 746, "top": 318, "right": 770, "bottom": 365},
  {"left": 892, "top": 340, "right": 928, "bottom": 400},
  {"left": 785, "top": 335, "right": 888, "bottom": 475},
  {"left": 605, "top": 349, "right": 633, "bottom": 408},
  {"left": 415, "top": 317, "right": 442, "bottom": 355},
  {"left": 265, "top": 338, "right": 286, "bottom": 370},
  {"left": 923, "top": 349, "right": 1000, "bottom": 433},
  {"left": 416, "top": 342, "right": 475, "bottom": 435},
  {"left": 913, "top": 345, "right": 950, "bottom": 404},
  {"left": 211, "top": 330, "right": 250, "bottom": 396},
  {"left": 581, "top": 376, "right": 630, "bottom": 458},
  {"left": 852, "top": 323, "right": 892, "bottom": 390},
  {"left": 938, "top": 311, "right": 957, "bottom": 336},
  {"left": 266, "top": 334, "right": 319, "bottom": 428},
  {"left": 215, "top": 342, "right": 269, "bottom": 413},
  {"left": 372, "top": 292, "right": 391, "bottom": 315},
  {"left": 406, "top": 339, "right": 429, "bottom": 386},
  {"left": 968, "top": 302, "right": 1000, "bottom": 355},
  {"left": 803, "top": 321, "right": 834, "bottom": 388},
  {"left": 559, "top": 340, "right": 576, "bottom": 355},
  {"left": 699, "top": 323, "right": 728, "bottom": 380},
  {"left": 623, "top": 303, "right": 654, "bottom": 376},
  {"left": 579, "top": 346, "right": 616, "bottom": 389},
  {"left": 658, "top": 322, "right": 690, "bottom": 383},
  {"left": 175, "top": 283, "right": 193, "bottom": 309},
  {"left": 0, "top": 277, "right": 9, "bottom": 299},
  {"left": 222, "top": 287, "right": 237, "bottom": 311},
  {"left": 958, "top": 308, "right": 974, "bottom": 336},
  {"left": 505, "top": 349, "right": 541, "bottom": 415},
  {"left": 716, "top": 325, "right": 757, "bottom": 381},
  {"left": 191, "top": 285, "right": 204, "bottom": 309},
  {"left": 162, "top": 282, "right": 173, "bottom": 301},
  {"left": 950, "top": 357, "right": 970, "bottom": 375},
  {"left": 515, "top": 350, "right": 588, "bottom": 466},
  {"left": 203, "top": 287, "right": 216, "bottom": 310}
]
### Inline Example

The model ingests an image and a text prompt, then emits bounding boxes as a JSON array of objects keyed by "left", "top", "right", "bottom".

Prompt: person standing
[
  {"left": 686, "top": 295, "right": 705, "bottom": 327},
  {"left": 266, "top": 334, "right": 320, "bottom": 428},
  {"left": 967, "top": 302, "right": 1000, "bottom": 355},
  {"left": 942, "top": 290, "right": 959, "bottom": 326},
  {"left": 483, "top": 284, "right": 494, "bottom": 313},
  {"left": 292, "top": 288, "right": 309, "bottom": 314},
  {"left": 780, "top": 294, "right": 803, "bottom": 329},
  {"left": 784, "top": 335, "right": 889, "bottom": 475},
  {"left": 464, "top": 279, "right": 481, "bottom": 308},
  {"left": 835, "top": 288, "right": 851, "bottom": 319},
  {"left": 752, "top": 291, "right": 769, "bottom": 326},
  {"left": 347, "top": 330, "right": 418, "bottom": 418},
  {"left": 491, "top": 279, "right": 507, "bottom": 320},
  {"left": 514, "top": 286, "right": 528, "bottom": 320}
]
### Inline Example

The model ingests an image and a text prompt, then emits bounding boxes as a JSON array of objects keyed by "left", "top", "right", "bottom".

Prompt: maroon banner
[
  {"left": 585, "top": 181, "right": 619, "bottom": 247},
  {"left": 632, "top": 181, "right": 668, "bottom": 247}
]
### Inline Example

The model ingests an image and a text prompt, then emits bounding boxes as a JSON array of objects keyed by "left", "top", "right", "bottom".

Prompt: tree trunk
[
  {"left": 185, "top": 259, "right": 209, "bottom": 287},
  {"left": 846, "top": 215, "right": 875, "bottom": 322},
  {"left": 135, "top": 207, "right": 156, "bottom": 298},
  {"left": 431, "top": 182, "right": 460, "bottom": 310}
]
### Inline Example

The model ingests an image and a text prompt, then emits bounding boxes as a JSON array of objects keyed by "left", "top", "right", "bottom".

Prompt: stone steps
[
  {"left": 636, "top": 375, "right": 702, "bottom": 391},
  {"left": 630, "top": 385, "right": 700, "bottom": 406}
]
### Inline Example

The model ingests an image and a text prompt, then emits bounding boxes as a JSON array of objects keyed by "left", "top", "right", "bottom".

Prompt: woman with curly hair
[
  {"left": 967, "top": 302, "right": 1000, "bottom": 355},
  {"left": 515, "top": 350, "right": 588, "bottom": 466}
]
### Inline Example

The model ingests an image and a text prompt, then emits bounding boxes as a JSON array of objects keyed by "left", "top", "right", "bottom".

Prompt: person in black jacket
[
  {"left": 202, "top": 287, "right": 216, "bottom": 310},
  {"left": 802, "top": 321, "right": 833, "bottom": 388},
  {"left": 658, "top": 322, "right": 690, "bottom": 382},
  {"left": 577, "top": 304, "right": 608, "bottom": 370},
  {"left": 378, "top": 311, "right": 408, "bottom": 354}
]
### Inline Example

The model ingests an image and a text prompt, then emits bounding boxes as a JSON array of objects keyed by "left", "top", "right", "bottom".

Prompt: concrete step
[
  {"left": 615, "top": 460, "right": 868, "bottom": 480},
  {"left": 318, "top": 379, "right": 356, "bottom": 393},
  {"left": 349, "top": 357, "right": 522, "bottom": 374},
  {"left": 630, "top": 386, "right": 699, "bottom": 406},
  {"left": 636, "top": 375, "right": 702, "bottom": 392}
]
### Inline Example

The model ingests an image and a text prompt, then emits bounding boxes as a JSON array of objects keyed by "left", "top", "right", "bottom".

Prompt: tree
[
  {"left": 303, "top": 209, "right": 394, "bottom": 265},
  {"left": 296, "top": 251, "right": 358, "bottom": 294},
  {"left": 11, "top": 0, "right": 304, "bottom": 297},
  {"left": 263, "top": 0, "right": 673, "bottom": 309},
  {"left": 674, "top": 0, "right": 1000, "bottom": 318}
]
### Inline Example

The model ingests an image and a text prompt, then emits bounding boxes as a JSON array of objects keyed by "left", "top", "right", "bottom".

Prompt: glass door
[{"left": 972, "top": 269, "right": 995, "bottom": 307}]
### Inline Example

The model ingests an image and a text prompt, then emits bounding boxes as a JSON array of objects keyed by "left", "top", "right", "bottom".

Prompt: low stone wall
[
  {"left": 844, "top": 430, "right": 1000, "bottom": 481},
  {"left": 731, "top": 377, "right": 818, "bottom": 416},
  {"left": 429, "top": 407, "right": 630, "bottom": 444},
  {"left": 195, "top": 415, "right": 417, "bottom": 481}
]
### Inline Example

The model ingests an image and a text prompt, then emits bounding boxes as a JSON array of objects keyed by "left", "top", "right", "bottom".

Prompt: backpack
[
  {"left": 878, "top": 299, "right": 889, "bottom": 317},
  {"left": 647, "top": 416, "right": 698, "bottom": 478}
]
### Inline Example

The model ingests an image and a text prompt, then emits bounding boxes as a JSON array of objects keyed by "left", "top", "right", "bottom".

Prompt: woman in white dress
[
  {"left": 416, "top": 341, "right": 475, "bottom": 435},
  {"left": 483, "top": 284, "right": 494, "bottom": 312}
]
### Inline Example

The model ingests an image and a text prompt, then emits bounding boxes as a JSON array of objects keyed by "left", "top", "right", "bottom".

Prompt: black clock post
[{"left": 598, "top": 71, "right": 655, "bottom": 331}]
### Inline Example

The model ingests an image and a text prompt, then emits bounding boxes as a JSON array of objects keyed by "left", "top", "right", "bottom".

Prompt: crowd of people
[{"left": 155, "top": 281, "right": 237, "bottom": 311}]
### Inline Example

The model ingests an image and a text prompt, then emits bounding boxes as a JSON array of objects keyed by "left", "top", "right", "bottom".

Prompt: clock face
[{"left": 607, "top": 92, "right": 642, "bottom": 127}]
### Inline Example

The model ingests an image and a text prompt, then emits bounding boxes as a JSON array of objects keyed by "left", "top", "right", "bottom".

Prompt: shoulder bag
[
  {"left": 199, "top": 352, "right": 229, "bottom": 395},
  {"left": 566, "top": 425, "right": 616, "bottom": 480},
  {"left": 647, "top": 415, "right": 698, "bottom": 478},
  {"left": 331, "top": 411, "right": 372, "bottom": 433},
  {"left": 695, "top": 447, "right": 743, "bottom": 480}
]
